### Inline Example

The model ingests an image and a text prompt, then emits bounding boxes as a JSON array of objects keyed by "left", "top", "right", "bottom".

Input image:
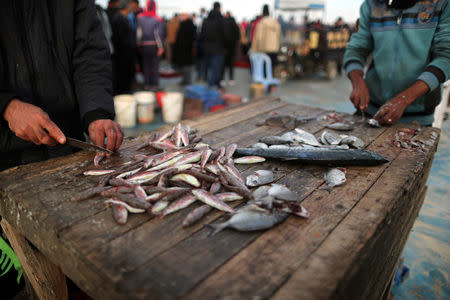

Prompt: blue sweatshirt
[{"left": 344, "top": 0, "right": 449, "bottom": 125}]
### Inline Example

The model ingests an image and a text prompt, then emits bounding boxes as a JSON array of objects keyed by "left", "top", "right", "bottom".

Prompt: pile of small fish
[
  {"left": 251, "top": 127, "right": 365, "bottom": 151},
  {"left": 75, "top": 123, "right": 310, "bottom": 232}
]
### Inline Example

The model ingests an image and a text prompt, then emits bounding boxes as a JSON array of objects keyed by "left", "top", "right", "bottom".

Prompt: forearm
[
  {"left": 348, "top": 69, "right": 364, "bottom": 88},
  {"left": 396, "top": 80, "right": 430, "bottom": 106}
]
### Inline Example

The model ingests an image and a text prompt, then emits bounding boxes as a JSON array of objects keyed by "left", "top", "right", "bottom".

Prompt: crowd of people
[{"left": 98, "top": 0, "right": 287, "bottom": 93}]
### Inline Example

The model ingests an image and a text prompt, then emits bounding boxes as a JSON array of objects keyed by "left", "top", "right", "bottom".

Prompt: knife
[{"left": 65, "top": 137, "right": 113, "bottom": 154}]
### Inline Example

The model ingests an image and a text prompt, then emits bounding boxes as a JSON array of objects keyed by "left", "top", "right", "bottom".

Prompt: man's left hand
[
  {"left": 88, "top": 119, "right": 123, "bottom": 155},
  {"left": 373, "top": 95, "right": 410, "bottom": 125}
]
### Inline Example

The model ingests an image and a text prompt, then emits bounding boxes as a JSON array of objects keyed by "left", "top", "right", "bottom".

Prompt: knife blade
[{"left": 66, "top": 137, "right": 113, "bottom": 154}]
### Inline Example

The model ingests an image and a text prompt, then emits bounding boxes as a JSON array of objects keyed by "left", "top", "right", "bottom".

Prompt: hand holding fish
[
  {"left": 3, "top": 99, "right": 66, "bottom": 146},
  {"left": 348, "top": 70, "right": 370, "bottom": 111},
  {"left": 88, "top": 119, "right": 124, "bottom": 155},
  {"left": 374, "top": 81, "right": 429, "bottom": 125}
]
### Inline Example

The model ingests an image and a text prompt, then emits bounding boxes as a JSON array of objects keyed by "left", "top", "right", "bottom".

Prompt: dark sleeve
[{"left": 72, "top": 0, "right": 115, "bottom": 132}]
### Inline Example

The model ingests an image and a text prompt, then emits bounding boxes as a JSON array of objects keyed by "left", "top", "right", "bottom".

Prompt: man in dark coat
[
  {"left": 110, "top": 0, "right": 136, "bottom": 94},
  {"left": 222, "top": 11, "right": 240, "bottom": 86},
  {"left": 200, "top": 2, "right": 228, "bottom": 89},
  {"left": 173, "top": 13, "right": 196, "bottom": 85},
  {"left": 0, "top": 0, "right": 123, "bottom": 172}
]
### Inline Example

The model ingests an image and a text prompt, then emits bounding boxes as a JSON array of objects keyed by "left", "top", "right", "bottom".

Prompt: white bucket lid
[{"left": 133, "top": 91, "right": 155, "bottom": 104}]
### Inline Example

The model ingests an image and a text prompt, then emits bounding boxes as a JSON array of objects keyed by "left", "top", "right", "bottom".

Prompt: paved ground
[{"left": 126, "top": 67, "right": 449, "bottom": 299}]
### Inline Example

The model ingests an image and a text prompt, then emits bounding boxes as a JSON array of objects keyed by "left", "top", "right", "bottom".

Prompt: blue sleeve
[
  {"left": 343, "top": 0, "right": 374, "bottom": 76},
  {"left": 417, "top": 1, "right": 450, "bottom": 90}
]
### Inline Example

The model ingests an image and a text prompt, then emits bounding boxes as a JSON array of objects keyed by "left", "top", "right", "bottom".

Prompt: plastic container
[
  {"left": 209, "top": 104, "right": 227, "bottom": 112},
  {"left": 162, "top": 92, "right": 184, "bottom": 123},
  {"left": 113, "top": 94, "right": 136, "bottom": 128},
  {"left": 134, "top": 91, "right": 155, "bottom": 124}
]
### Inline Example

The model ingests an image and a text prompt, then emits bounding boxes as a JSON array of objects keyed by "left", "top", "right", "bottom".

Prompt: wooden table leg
[{"left": 1, "top": 219, "right": 68, "bottom": 300}]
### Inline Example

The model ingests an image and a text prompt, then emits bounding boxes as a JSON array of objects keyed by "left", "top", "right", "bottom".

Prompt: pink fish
[
  {"left": 174, "top": 123, "right": 182, "bottom": 147},
  {"left": 225, "top": 144, "right": 237, "bottom": 160},
  {"left": 94, "top": 152, "right": 105, "bottom": 167},
  {"left": 200, "top": 149, "right": 213, "bottom": 170},
  {"left": 112, "top": 203, "right": 128, "bottom": 225},
  {"left": 182, "top": 205, "right": 212, "bottom": 227},
  {"left": 161, "top": 194, "right": 197, "bottom": 217},
  {"left": 216, "top": 192, "right": 243, "bottom": 202},
  {"left": 192, "top": 189, "right": 235, "bottom": 213},
  {"left": 233, "top": 156, "right": 266, "bottom": 164},
  {"left": 156, "top": 129, "right": 173, "bottom": 142}
]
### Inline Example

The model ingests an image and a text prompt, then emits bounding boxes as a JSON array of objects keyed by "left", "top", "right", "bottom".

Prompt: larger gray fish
[
  {"left": 259, "top": 135, "right": 293, "bottom": 145},
  {"left": 234, "top": 147, "right": 389, "bottom": 166},
  {"left": 321, "top": 168, "right": 346, "bottom": 193},
  {"left": 293, "top": 128, "right": 321, "bottom": 146},
  {"left": 206, "top": 205, "right": 288, "bottom": 235},
  {"left": 246, "top": 170, "right": 274, "bottom": 187}
]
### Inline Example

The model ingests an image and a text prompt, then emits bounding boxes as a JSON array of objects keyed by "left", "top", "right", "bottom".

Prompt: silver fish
[
  {"left": 83, "top": 169, "right": 115, "bottom": 176},
  {"left": 268, "top": 183, "right": 298, "bottom": 201},
  {"left": 252, "top": 143, "right": 269, "bottom": 149},
  {"left": 321, "top": 130, "right": 342, "bottom": 145},
  {"left": 170, "top": 173, "right": 201, "bottom": 187},
  {"left": 161, "top": 194, "right": 197, "bottom": 217},
  {"left": 105, "top": 199, "right": 146, "bottom": 214},
  {"left": 322, "top": 168, "right": 346, "bottom": 193},
  {"left": 293, "top": 128, "right": 321, "bottom": 146},
  {"left": 368, "top": 118, "right": 381, "bottom": 128},
  {"left": 326, "top": 122, "right": 355, "bottom": 131},
  {"left": 259, "top": 135, "right": 292, "bottom": 145},
  {"left": 269, "top": 145, "right": 290, "bottom": 149},
  {"left": 246, "top": 170, "right": 274, "bottom": 187},
  {"left": 216, "top": 192, "right": 243, "bottom": 202},
  {"left": 206, "top": 205, "right": 288, "bottom": 235},
  {"left": 341, "top": 136, "right": 365, "bottom": 149},
  {"left": 151, "top": 200, "right": 169, "bottom": 214},
  {"left": 94, "top": 152, "right": 105, "bottom": 167}
]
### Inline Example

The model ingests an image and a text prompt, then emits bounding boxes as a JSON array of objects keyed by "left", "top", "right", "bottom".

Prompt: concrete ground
[{"left": 126, "top": 67, "right": 449, "bottom": 299}]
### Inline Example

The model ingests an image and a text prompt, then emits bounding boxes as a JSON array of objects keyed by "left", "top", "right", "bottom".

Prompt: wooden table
[{"left": 0, "top": 97, "right": 440, "bottom": 300}]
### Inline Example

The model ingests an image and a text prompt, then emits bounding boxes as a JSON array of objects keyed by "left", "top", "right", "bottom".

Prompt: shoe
[{"left": 229, "top": 80, "right": 235, "bottom": 86}]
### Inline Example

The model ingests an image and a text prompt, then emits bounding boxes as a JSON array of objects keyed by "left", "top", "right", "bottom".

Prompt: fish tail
[
  {"left": 205, "top": 223, "right": 227, "bottom": 236},
  {"left": 319, "top": 186, "right": 333, "bottom": 194}
]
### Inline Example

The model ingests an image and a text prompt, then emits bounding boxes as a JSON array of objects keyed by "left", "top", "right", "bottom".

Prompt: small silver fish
[
  {"left": 252, "top": 143, "right": 269, "bottom": 149},
  {"left": 322, "top": 168, "right": 346, "bottom": 193},
  {"left": 83, "top": 169, "right": 115, "bottom": 176},
  {"left": 341, "top": 136, "right": 365, "bottom": 149},
  {"left": 170, "top": 173, "right": 201, "bottom": 187},
  {"left": 268, "top": 184, "right": 298, "bottom": 201},
  {"left": 368, "top": 118, "right": 381, "bottom": 128},
  {"left": 246, "top": 170, "right": 274, "bottom": 187},
  {"left": 326, "top": 122, "right": 355, "bottom": 131},
  {"left": 192, "top": 189, "right": 235, "bottom": 213},
  {"left": 321, "top": 130, "right": 342, "bottom": 145},
  {"left": 216, "top": 192, "right": 243, "bottom": 202},
  {"left": 206, "top": 205, "right": 288, "bottom": 235},
  {"left": 268, "top": 145, "right": 290, "bottom": 149},
  {"left": 293, "top": 128, "right": 321, "bottom": 146},
  {"left": 105, "top": 199, "right": 146, "bottom": 213},
  {"left": 151, "top": 200, "right": 169, "bottom": 214}
]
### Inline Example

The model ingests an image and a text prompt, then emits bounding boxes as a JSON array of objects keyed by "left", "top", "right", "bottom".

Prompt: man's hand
[
  {"left": 157, "top": 47, "right": 164, "bottom": 57},
  {"left": 88, "top": 119, "right": 123, "bottom": 155},
  {"left": 3, "top": 99, "right": 66, "bottom": 146},
  {"left": 373, "top": 96, "right": 409, "bottom": 125},
  {"left": 348, "top": 70, "right": 370, "bottom": 111},
  {"left": 374, "top": 80, "right": 430, "bottom": 125}
]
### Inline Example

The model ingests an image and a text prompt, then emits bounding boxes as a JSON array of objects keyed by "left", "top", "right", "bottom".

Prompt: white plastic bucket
[
  {"left": 134, "top": 91, "right": 155, "bottom": 124},
  {"left": 113, "top": 94, "right": 136, "bottom": 128},
  {"left": 162, "top": 92, "right": 184, "bottom": 123}
]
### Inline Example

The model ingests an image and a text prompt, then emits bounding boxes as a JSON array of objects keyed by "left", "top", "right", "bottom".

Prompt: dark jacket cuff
[
  {"left": 425, "top": 66, "right": 446, "bottom": 84},
  {"left": 82, "top": 108, "right": 115, "bottom": 133}
]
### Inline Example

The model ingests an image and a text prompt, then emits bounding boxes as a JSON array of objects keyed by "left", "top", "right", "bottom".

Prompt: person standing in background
[
  {"left": 110, "top": 0, "right": 136, "bottom": 95},
  {"left": 137, "top": 0, "right": 165, "bottom": 89},
  {"left": 222, "top": 11, "right": 240, "bottom": 86},
  {"left": 200, "top": 2, "right": 228, "bottom": 90},
  {"left": 165, "top": 13, "right": 180, "bottom": 67},
  {"left": 194, "top": 8, "right": 208, "bottom": 82},
  {"left": 251, "top": 4, "right": 281, "bottom": 75},
  {"left": 173, "top": 13, "right": 196, "bottom": 85}
]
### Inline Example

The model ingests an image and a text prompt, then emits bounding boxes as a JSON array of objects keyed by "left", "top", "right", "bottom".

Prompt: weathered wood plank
[
  {"left": 183, "top": 126, "right": 399, "bottom": 299},
  {"left": 1, "top": 219, "right": 68, "bottom": 300},
  {"left": 271, "top": 127, "right": 439, "bottom": 300}
]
